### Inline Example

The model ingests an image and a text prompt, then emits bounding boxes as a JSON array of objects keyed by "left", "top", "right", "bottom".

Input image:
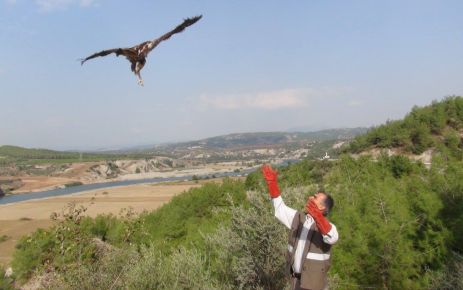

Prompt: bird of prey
[{"left": 80, "top": 15, "right": 202, "bottom": 86}]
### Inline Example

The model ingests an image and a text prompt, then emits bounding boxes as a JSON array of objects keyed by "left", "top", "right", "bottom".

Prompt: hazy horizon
[
  {"left": 1, "top": 126, "right": 367, "bottom": 151},
  {"left": 1, "top": 1, "right": 462, "bottom": 150}
]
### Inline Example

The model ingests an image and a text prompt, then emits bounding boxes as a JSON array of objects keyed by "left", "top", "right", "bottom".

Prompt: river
[{"left": 0, "top": 170, "right": 253, "bottom": 205}]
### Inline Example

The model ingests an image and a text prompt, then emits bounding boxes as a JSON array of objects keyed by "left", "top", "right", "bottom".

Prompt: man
[{"left": 262, "top": 164, "right": 338, "bottom": 290}]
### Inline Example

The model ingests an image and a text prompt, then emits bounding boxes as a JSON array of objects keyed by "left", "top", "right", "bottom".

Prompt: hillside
[
  {"left": 0, "top": 145, "right": 79, "bottom": 161},
  {"left": 116, "top": 128, "right": 367, "bottom": 165},
  {"left": 0, "top": 128, "right": 365, "bottom": 191},
  {"left": 2, "top": 97, "right": 463, "bottom": 289},
  {"left": 345, "top": 96, "right": 463, "bottom": 156},
  {"left": 151, "top": 128, "right": 367, "bottom": 150},
  {"left": 0, "top": 128, "right": 366, "bottom": 180},
  {"left": 0, "top": 128, "right": 366, "bottom": 160},
  {"left": 0, "top": 145, "right": 143, "bottom": 165}
]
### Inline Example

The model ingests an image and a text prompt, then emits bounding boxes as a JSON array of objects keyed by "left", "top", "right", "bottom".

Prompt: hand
[
  {"left": 305, "top": 199, "right": 332, "bottom": 235},
  {"left": 261, "top": 164, "right": 281, "bottom": 198}
]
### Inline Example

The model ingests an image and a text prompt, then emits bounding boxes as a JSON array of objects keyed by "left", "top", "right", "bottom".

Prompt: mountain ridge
[{"left": 0, "top": 127, "right": 368, "bottom": 155}]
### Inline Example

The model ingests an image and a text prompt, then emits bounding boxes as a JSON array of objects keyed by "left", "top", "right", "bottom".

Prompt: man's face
[{"left": 308, "top": 192, "right": 327, "bottom": 212}]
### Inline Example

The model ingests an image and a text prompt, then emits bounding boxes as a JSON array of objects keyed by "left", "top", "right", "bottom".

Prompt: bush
[
  {"left": 64, "top": 181, "right": 83, "bottom": 188},
  {"left": 0, "top": 266, "right": 14, "bottom": 290},
  {"left": 12, "top": 203, "right": 97, "bottom": 282},
  {"left": 47, "top": 244, "right": 140, "bottom": 290},
  {"left": 84, "top": 208, "right": 145, "bottom": 246},
  {"left": 345, "top": 97, "right": 463, "bottom": 154},
  {"left": 47, "top": 242, "right": 223, "bottom": 290},
  {"left": 138, "top": 178, "right": 247, "bottom": 252},
  {"left": 205, "top": 190, "right": 304, "bottom": 290},
  {"left": 0, "top": 234, "right": 10, "bottom": 243},
  {"left": 429, "top": 252, "right": 463, "bottom": 290},
  {"left": 12, "top": 229, "right": 58, "bottom": 282},
  {"left": 378, "top": 154, "right": 415, "bottom": 178},
  {"left": 326, "top": 155, "right": 448, "bottom": 289},
  {"left": 430, "top": 158, "right": 463, "bottom": 253}
]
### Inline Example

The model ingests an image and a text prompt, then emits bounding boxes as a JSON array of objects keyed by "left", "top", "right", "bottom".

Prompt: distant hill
[
  {"left": 0, "top": 127, "right": 367, "bottom": 164},
  {"left": 0, "top": 145, "right": 79, "bottom": 160},
  {"left": 0, "top": 145, "right": 133, "bottom": 165},
  {"left": 148, "top": 128, "right": 368, "bottom": 151},
  {"left": 345, "top": 96, "right": 463, "bottom": 155}
]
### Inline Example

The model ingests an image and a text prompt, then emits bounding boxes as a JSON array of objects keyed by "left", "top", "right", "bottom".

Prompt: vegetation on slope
[
  {"left": 6, "top": 97, "right": 463, "bottom": 289},
  {"left": 157, "top": 128, "right": 367, "bottom": 150},
  {"left": 10, "top": 158, "right": 462, "bottom": 289},
  {"left": 346, "top": 96, "right": 463, "bottom": 154},
  {"left": 0, "top": 145, "right": 151, "bottom": 166}
]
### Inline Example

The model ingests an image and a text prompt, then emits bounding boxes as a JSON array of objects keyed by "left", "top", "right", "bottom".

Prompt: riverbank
[{"left": 6, "top": 162, "right": 252, "bottom": 194}]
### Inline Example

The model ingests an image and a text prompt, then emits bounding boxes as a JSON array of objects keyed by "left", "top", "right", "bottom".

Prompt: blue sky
[{"left": 1, "top": 0, "right": 462, "bottom": 150}]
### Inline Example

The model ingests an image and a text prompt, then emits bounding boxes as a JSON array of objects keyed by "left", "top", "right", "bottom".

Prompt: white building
[{"left": 321, "top": 152, "right": 330, "bottom": 160}]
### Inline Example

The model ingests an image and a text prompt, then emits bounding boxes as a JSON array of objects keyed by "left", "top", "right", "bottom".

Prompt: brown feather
[
  {"left": 80, "top": 48, "right": 122, "bottom": 65},
  {"left": 142, "top": 15, "right": 203, "bottom": 56},
  {"left": 80, "top": 15, "right": 202, "bottom": 85}
]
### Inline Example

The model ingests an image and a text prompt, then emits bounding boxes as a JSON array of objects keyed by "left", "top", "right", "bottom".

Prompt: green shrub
[
  {"left": 138, "top": 178, "right": 247, "bottom": 251},
  {"left": 205, "top": 190, "right": 291, "bottom": 290},
  {"left": 47, "top": 244, "right": 140, "bottom": 290},
  {"left": 429, "top": 252, "right": 463, "bottom": 290},
  {"left": 378, "top": 154, "right": 416, "bottom": 178},
  {"left": 12, "top": 229, "right": 57, "bottom": 281},
  {"left": 345, "top": 96, "right": 463, "bottom": 154},
  {"left": 12, "top": 203, "right": 98, "bottom": 282},
  {"left": 47, "top": 242, "right": 224, "bottom": 290},
  {"left": 0, "top": 234, "right": 10, "bottom": 243},
  {"left": 64, "top": 181, "right": 83, "bottom": 188},
  {"left": 430, "top": 158, "right": 463, "bottom": 253},
  {"left": 0, "top": 266, "right": 14, "bottom": 290},
  {"left": 326, "top": 155, "right": 448, "bottom": 289}
]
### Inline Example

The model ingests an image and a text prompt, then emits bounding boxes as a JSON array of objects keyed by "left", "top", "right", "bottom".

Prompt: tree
[{"left": 326, "top": 155, "right": 447, "bottom": 289}]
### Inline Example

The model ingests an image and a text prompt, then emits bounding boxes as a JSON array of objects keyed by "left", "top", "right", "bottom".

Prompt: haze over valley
[{"left": 0, "top": 128, "right": 366, "bottom": 194}]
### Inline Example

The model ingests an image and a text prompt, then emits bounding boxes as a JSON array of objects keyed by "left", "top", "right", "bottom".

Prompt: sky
[{"left": 1, "top": 0, "right": 462, "bottom": 150}]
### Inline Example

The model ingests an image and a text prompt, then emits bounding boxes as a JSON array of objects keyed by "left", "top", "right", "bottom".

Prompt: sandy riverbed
[
  {"left": 9, "top": 162, "right": 253, "bottom": 193},
  {"left": 0, "top": 180, "right": 211, "bottom": 267}
]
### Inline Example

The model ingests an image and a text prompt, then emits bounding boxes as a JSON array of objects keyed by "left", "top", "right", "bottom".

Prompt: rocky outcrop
[
  {"left": 85, "top": 157, "right": 181, "bottom": 180},
  {"left": 0, "top": 178, "right": 23, "bottom": 193},
  {"left": 352, "top": 148, "right": 433, "bottom": 168}
]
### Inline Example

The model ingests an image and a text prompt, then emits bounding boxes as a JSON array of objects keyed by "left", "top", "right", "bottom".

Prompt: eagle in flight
[{"left": 80, "top": 15, "right": 202, "bottom": 86}]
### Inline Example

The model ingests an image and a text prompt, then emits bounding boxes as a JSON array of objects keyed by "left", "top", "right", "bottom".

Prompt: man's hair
[{"left": 321, "top": 192, "right": 334, "bottom": 216}]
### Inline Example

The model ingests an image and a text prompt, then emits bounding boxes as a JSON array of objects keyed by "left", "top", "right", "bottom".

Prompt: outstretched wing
[
  {"left": 80, "top": 48, "right": 125, "bottom": 65},
  {"left": 141, "top": 15, "right": 202, "bottom": 57}
]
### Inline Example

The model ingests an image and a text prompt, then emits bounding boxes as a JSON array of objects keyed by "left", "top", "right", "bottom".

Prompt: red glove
[
  {"left": 261, "top": 164, "right": 281, "bottom": 198},
  {"left": 306, "top": 199, "right": 332, "bottom": 235}
]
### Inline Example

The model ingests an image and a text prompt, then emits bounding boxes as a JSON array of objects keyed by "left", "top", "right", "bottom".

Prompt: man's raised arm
[{"left": 262, "top": 164, "right": 296, "bottom": 229}]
